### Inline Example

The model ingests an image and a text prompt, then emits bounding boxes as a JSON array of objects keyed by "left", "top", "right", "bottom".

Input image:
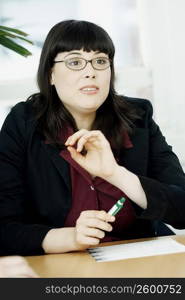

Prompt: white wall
[
  {"left": 137, "top": 0, "right": 185, "bottom": 168},
  {"left": 137, "top": 0, "right": 185, "bottom": 235}
]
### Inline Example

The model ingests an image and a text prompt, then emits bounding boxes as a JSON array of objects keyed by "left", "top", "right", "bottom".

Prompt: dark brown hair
[{"left": 28, "top": 20, "right": 139, "bottom": 154}]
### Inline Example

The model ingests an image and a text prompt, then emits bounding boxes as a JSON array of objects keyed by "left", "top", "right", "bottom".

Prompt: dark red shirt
[{"left": 59, "top": 127, "right": 137, "bottom": 242}]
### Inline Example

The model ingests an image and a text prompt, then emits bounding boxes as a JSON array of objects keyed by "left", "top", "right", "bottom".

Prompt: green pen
[{"left": 108, "top": 197, "right": 126, "bottom": 216}]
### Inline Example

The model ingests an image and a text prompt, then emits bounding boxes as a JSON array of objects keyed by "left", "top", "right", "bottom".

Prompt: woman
[{"left": 0, "top": 20, "right": 185, "bottom": 256}]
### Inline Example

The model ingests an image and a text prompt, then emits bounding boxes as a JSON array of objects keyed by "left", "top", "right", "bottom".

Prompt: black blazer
[{"left": 0, "top": 97, "right": 185, "bottom": 255}]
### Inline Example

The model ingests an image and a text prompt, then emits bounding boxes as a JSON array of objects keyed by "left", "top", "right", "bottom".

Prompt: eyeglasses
[{"left": 53, "top": 57, "right": 111, "bottom": 71}]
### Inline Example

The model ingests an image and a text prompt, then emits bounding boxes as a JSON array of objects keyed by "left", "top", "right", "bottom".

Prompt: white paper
[{"left": 88, "top": 238, "right": 185, "bottom": 262}]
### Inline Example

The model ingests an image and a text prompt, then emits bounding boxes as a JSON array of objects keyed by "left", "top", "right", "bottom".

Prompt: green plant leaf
[
  {"left": 0, "top": 29, "right": 33, "bottom": 44},
  {"left": 0, "top": 35, "right": 32, "bottom": 57},
  {"left": 0, "top": 25, "right": 29, "bottom": 37}
]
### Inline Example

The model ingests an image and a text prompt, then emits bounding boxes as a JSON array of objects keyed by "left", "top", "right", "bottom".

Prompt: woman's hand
[
  {"left": 74, "top": 210, "right": 115, "bottom": 250},
  {"left": 42, "top": 211, "right": 115, "bottom": 253},
  {"left": 0, "top": 256, "right": 39, "bottom": 278},
  {"left": 65, "top": 129, "right": 118, "bottom": 178}
]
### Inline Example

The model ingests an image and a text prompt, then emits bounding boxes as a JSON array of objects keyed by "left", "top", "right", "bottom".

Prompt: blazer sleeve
[
  {"left": 137, "top": 100, "right": 185, "bottom": 229},
  {"left": 0, "top": 103, "right": 53, "bottom": 255}
]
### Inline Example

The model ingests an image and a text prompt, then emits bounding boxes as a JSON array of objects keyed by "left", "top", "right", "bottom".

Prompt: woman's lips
[{"left": 79, "top": 85, "right": 99, "bottom": 95}]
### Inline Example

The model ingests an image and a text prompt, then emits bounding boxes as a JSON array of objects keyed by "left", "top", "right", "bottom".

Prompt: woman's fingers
[
  {"left": 77, "top": 216, "right": 112, "bottom": 233},
  {"left": 76, "top": 134, "right": 95, "bottom": 152},
  {"left": 76, "top": 235, "right": 100, "bottom": 246},
  {"left": 65, "top": 130, "right": 109, "bottom": 152},
  {"left": 80, "top": 210, "right": 115, "bottom": 223},
  {"left": 65, "top": 129, "right": 89, "bottom": 146},
  {"left": 77, "top": 226, "right": 105, "bottom": 239}
]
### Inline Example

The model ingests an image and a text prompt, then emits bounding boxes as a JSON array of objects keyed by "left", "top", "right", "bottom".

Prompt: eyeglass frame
[{"left": 53, "top": 56, "right": 111, "bottom": 71}]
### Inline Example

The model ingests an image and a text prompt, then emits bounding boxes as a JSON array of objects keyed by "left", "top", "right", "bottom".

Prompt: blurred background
[{"left": 0, "top": 0, "right": 185, "bottom": 232}]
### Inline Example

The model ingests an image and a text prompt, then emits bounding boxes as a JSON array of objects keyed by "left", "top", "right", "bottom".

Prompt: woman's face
[{"left": 51, "top": 49, "right": 111, "bottom": 116}]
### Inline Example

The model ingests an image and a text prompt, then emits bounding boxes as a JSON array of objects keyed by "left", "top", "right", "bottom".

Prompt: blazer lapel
[
  {"left": 120, "top": 128, "right": 149, "bottom": 176},
  {"left": 41, "top": 141, "right": 72, "bottom": 191}
]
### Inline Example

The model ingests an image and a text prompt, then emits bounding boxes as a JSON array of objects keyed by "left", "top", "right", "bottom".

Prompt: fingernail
[
  {"left": 108, "top": 226, "right": 112, "bottom": 231},
  {"left": 77, "top": 145, "right": 81, "bottom": 152}
]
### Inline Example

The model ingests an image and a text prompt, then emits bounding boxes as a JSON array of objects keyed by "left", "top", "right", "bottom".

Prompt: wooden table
[{"left": 25, "top": 235, "right": 185, "bottom": 277}]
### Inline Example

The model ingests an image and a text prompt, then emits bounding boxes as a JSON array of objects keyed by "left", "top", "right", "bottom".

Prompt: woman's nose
[{"left": 83, "top": 61, "right": 96, "bottom": 78}]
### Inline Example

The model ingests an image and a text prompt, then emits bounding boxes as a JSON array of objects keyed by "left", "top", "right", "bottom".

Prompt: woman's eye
[
  {"left": 69, "top": 59, "right": 81, "bottom": 66},
  {"left": 96, "top": 58, "right": 107, "bottom": 64}
]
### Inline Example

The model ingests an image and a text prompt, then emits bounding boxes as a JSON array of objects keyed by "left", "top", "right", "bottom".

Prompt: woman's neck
[{"left": 73, "top": 112, "right": 96, "bottom": 131}]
